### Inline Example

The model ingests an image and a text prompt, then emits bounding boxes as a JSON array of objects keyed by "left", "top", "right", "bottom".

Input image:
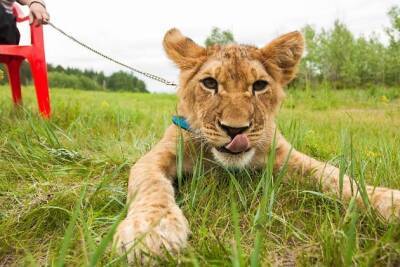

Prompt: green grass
[{"left": 0, "top": 86, "right": 400, "bottom": 266}]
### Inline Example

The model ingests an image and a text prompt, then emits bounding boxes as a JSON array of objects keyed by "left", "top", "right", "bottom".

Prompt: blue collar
[{"left": 172, "top": 116, "right": 191, "bottom": 131}]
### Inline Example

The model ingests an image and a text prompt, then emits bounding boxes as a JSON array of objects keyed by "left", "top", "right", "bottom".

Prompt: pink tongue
[{"left": 225, "top": 134, "right": 250, "bottom": 153}]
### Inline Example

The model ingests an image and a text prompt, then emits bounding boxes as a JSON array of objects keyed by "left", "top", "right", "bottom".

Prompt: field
[{"left": 0, "top": 86, "right": 400, "bottom": 266}]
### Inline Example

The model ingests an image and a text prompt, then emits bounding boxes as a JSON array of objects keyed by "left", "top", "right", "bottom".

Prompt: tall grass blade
[
  {"left": 343, "top": 197, "right": 358, "bottom": 266},
  {"left": 230, "top": 183, "right": 244, "bottom": 267},
  {"left": 55, "top": 184, "right": 88, "bottom": 267},
  {"left": 176, "top": 132, "right": 185, "bottom": 189},
  {"left": 88, "top": 202, "right": 129, "bottom": 266}
]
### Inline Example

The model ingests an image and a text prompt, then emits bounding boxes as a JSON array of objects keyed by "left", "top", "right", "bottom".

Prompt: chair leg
[
  {"left": 28, "top": 57, "right": 51, "bottom": 118},
  {"left": 6, "top": 59, "right": 23, "bottom": 106}
]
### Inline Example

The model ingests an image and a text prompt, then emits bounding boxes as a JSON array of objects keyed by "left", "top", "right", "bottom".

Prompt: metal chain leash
[{"left": 47, "top": 22, "right": 177, "bottom": 87}]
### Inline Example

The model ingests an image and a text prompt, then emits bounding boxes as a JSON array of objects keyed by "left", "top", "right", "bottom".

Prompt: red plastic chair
[{"left": 0, "top": 4, "right": 51, "bottom": 117}]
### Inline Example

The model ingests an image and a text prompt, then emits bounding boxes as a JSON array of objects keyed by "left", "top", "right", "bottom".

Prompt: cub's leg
[
  {"left": 114, "top": 126, "right": 190, "bottom": 262},
  {"left": 275, "top": 137, "right": 400, "bottom": 220}
]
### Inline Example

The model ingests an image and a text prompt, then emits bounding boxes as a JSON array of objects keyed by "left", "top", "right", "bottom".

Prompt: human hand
[{"left": 28, "top": 1, "right": 50, "bottom": 26}]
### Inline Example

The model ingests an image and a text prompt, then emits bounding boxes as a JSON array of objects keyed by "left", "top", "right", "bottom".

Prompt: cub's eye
[
  {"left": 252, "top": 80, "right": 269, "bottom": 93},
  {"left": 201, "top": 77, "right": 218, "bottom": 91}
]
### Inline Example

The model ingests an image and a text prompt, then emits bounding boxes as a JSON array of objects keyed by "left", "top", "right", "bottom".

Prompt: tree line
[
  {"left": 296, "top": 6, "right": 400, "bottom": 89},
  {"left": 0, "top": 63, "right": 148, "bottom": 93},
  {"left": 1, "top": 6, "right": 399, "bottom": 91}
]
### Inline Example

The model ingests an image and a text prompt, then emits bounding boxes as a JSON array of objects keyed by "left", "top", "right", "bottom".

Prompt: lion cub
[{"left": 114, "top": 28, "right": 400, "bottom": 262}]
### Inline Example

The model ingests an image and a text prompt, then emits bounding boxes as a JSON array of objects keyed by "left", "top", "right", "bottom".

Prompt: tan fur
[{"left": 114, "top": 28, "right": 400, "bottom": 262}]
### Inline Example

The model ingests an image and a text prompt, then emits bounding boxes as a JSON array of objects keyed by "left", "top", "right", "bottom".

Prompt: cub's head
[{"left": 163, "top": 28, "right": 304, "bottom": 168}]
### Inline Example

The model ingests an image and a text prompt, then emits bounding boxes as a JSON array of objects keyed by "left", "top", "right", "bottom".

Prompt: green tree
[
  {"left": 319, "top": 21, "right": 358, "bottom": 88},
  {"left": 297, "top": 25, "right": 321, "bottom": 89},
  {"left": 107, "top": 71, "right": 148, "bottom": 92},
  {"left": 386, "top": 6, "right": 400, "bottom": 45},
  {"left": 353, "top": 34, "right": 386, "bottom": 86},
  {"left": 205, "top": 27, "right": 235, "bottom": 46},
  {"left": 385, "top": 6, "right": 400, "bottom": 85}
]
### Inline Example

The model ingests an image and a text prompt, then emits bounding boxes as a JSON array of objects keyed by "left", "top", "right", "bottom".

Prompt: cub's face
[{"left": 163, "top": 29, "right": 304, "bottom": 167}]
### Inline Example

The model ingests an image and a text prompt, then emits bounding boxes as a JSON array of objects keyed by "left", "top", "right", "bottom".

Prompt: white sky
[{"left": 19, "top": 0, "right": 398, "bottom": 92}]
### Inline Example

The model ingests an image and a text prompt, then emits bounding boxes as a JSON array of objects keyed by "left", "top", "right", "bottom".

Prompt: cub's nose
[{"left": 218, "top": 120, "right": 250, "bottom": 139}]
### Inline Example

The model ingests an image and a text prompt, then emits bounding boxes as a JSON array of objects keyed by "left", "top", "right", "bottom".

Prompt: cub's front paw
[{"left": 113, "top": 205, "right": 189, "bottom": 263}]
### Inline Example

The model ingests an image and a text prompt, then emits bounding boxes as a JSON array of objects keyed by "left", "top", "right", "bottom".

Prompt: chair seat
[{"left": 0, "top": 46, "right": 33, "bottom": 58}]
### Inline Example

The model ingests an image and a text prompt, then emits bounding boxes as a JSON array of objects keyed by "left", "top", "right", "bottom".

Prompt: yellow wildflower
[
  {"left": 380, "top": 95, "right": 389, "bottom": 104},
  {"left": 365, "top": 150, "right": 379, "bottom": 158},
  {"left": 101, "top": 100, "right": 110, "bottom": 108}
]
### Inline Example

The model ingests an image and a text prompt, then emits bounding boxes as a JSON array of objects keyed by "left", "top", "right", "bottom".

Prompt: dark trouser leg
[{"left": 0, "top": 5, "right": 20, "bottom": 45}]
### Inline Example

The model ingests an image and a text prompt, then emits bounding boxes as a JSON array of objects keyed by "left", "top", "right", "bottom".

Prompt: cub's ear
[
  {"left": 260, "top": 31, "right": 304, "bottom": 85},
  {"left": 163, "top": 28, "right": 206, "bottom": 70}
]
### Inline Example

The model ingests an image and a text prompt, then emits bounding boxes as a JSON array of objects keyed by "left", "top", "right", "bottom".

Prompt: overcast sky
[{"left": 19, "top": 0, "right": 398, "bottom": 92}]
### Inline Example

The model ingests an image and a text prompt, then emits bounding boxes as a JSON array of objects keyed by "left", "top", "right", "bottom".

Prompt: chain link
[{"left": 47, "top": 22, "right": 177, "bottom": 87}]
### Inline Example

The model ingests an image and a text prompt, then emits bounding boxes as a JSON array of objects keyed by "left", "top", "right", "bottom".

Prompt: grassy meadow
[{"left": 0, "top": 85, "right": 400, "bottom": 266}]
